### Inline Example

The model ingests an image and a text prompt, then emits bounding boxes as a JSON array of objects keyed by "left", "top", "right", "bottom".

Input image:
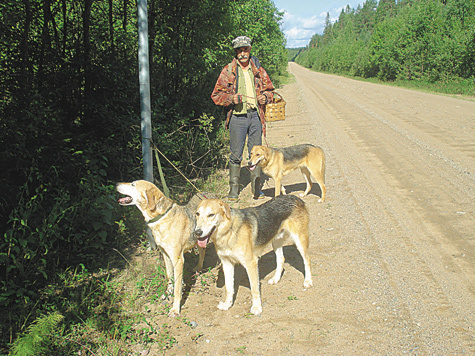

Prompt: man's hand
[
  {"left": 257, "top": 94, "right": 267, "bottom": 105},
  {"left": 233, "top": 94, "right": 242, "bottom": 105}
]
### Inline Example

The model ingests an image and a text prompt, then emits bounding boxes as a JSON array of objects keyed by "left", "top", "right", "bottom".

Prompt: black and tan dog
[
  {"left": 116, "top": 180, "right": 205, "bottom": 317},
  {"left": 248, "top": 144, "right": 326, "bottom": 202},
  {"left": 194, "top": 195, "right": 312, "bottom": 315}
]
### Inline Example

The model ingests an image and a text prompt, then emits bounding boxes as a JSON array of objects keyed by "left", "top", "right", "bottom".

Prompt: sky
[{"left": 273, "top": 0, "right": 365, "bottom": 48}]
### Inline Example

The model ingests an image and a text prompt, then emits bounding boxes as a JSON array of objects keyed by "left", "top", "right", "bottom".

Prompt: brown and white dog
[
  {"left": 194, "top": 195, "right": 312, "bottom": 315},
  {"left": 248, "top": 144, "right": 326, "bottom": 202},
  {"left": 116, "top": 180, "right": 205, "bottom": 317}
]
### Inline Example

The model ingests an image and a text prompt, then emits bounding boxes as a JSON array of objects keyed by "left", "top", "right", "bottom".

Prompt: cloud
[
  {"left": 279, "top": 9, "right": 326, "bottom": 48},
  {"left": 277, "top": 2, "right": 358, "bottom": 48}
]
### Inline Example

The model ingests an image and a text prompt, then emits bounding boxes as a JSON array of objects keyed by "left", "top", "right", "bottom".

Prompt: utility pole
[
  {"left": 137, "top": 0, "right": 153, "bottom": 183},
  {"left": 137, "top": 0, "right": 157, "bottom": 249}
]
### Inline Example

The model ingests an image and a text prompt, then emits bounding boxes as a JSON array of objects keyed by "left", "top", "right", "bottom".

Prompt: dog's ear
[
  {"left": 219, "top": 200, "right": 232, "bottom": 220},
  {"left": 145, "top": 186, "right": 160, "bottom": 212}
]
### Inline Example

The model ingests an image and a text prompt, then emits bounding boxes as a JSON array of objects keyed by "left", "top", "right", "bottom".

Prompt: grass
[
  {"left": 5, "top": 249, "right": 178, "bottom": 355},
  {"left": 2, "top": 167, "right": 230, "bottom": 355},
  {"left": 317, "top": 68, "right": 475, "bottom": 99}
]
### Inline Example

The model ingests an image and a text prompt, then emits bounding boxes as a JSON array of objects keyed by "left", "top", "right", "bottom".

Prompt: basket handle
[{"left": 272, "top": 92, "right": 284, "bottom": 103}]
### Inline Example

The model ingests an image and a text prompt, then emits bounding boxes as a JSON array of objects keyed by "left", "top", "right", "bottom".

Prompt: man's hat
[{"left": 232, "top": 36, "right": 252, "bottom": 49}]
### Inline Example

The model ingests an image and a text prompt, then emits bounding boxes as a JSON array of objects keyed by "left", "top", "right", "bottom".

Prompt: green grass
[
  {"left": 317, "top": 69, "right": 475, "bottom": 99},
  {"left": 2, "top": 167, "right": 230, "bottom": 355}
]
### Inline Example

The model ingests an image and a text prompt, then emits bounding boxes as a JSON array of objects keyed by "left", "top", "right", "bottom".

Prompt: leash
[{"left": 150, "top": 141, "right": 208, "bottom": 199}]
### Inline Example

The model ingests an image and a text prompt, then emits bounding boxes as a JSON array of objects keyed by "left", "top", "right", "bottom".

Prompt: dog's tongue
[
  {"left": 118, "top": 197, "right": 132, "bottom": 204},
  {"left": 197, "top": 236, "right": 209, "bottom": 248},
  {"left": 249, "top": 164, "right": 256, "bottom": 171}
]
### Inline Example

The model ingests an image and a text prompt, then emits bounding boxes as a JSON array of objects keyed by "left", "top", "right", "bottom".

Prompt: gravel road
[{"left": 151, "top": 62, "right": 475, "bottom": 355}]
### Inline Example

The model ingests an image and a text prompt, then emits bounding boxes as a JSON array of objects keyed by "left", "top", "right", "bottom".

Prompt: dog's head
[
  {"left": 194, "top": 199, "right": 231, "bottom": 248},
  {"left": 116, "top": 180, "right": 168, "bottom": 221},
  {"left": 248, "top": 145, "right": 268, "bottom": 170}
]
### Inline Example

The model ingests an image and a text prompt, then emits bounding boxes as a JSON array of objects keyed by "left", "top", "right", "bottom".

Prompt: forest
[
  {"left": 2, "top": 0, "right": 474, "bottom": 353},
  {"left": 0, "top": 0, "right": 286, "bottom": 353},
  {"left": 295, "top": 0, "right": 475, "bottom": 94}
]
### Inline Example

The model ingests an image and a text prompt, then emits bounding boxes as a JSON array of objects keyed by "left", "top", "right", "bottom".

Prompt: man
[{"left": 211, "top": 36, "right": 275, "bottom": 200}]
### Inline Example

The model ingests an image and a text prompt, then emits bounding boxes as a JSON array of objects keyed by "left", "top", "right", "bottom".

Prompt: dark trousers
[{"left": 228, "top": 109, "right": 262, "bottom": 165}]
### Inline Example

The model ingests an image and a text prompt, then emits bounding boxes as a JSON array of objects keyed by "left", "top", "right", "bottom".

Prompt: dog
[
  {"left": 116, "top": 180, "right": 205, "bottom": 317},
  {"left": 248, "top": 144, "right": 326, "bottom": 202},
  {"left": 194, "top": 195, "right": 312, "bottom": 315}
]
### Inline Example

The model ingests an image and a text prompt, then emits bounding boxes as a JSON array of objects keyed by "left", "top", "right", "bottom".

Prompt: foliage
[
  {"left": 0, "top": 0, "right": 287, "bottom": 353},
  {"left": 11, "top": 312, "right": 64, "bottom": 356},
  {"left": 227, "top": 0, "right": 287, "bottom": 78},
  {"left": 295, "top": 0, "right": 475, "bottom": 94}
]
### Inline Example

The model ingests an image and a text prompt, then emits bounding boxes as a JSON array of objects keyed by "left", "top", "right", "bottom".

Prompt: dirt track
[{"left": 148, "top": 62, "right": 475, "bottom": 355}]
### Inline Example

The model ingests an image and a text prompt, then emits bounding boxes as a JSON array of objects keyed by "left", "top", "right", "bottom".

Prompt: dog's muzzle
[
  {"left": 248, "top": 161, "right": 257, "bottom": 171},
  {"left": 194, "top": 227, "right": 213, "bottom": 249}
]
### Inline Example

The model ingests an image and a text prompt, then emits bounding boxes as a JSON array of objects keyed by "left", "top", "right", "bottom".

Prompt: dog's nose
[
  {"left": 194, "top": 228, "right": 203, "bottom": 237},
  {"left": 248, "top": 160, "right": 252, "bottom": 166}
]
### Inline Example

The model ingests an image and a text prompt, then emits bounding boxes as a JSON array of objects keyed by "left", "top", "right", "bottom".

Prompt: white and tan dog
[
  {"left": 116, "top": 180, "right": 205, "bottom": 317},
  {"left": 194, "top": 195, "right": 312, "bottom": 315},
  {"left": 248, "top": 144, "right": 326, "bottom": 202}
]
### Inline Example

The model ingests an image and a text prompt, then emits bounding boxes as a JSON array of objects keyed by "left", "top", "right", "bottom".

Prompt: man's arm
[
  {"left": 258, "top": 66, "right": 275, "bottom": 104},
  {"left": 211, "top": 65, "right": 235, "bottom": 107}
]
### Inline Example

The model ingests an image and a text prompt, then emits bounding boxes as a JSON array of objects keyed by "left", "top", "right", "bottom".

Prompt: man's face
[{"left": 234, "top": 46, "right": 251, "bottom": 65}]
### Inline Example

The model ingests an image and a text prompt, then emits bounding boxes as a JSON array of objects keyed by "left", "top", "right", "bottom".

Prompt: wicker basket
[{"left": 264, "top": 92, "right": 286, "bottom": 122}]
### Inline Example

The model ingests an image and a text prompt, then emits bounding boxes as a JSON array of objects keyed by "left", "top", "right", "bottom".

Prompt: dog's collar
[{"left": 146, "top": 204, "right": 174, "bottom": 225}]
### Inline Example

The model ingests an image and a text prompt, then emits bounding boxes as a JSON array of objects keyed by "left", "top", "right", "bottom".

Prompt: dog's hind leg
[
  {"left": 288, "top": 227, "right": 313, "bottom": 288},
  {"left": 308, "top": 166, "right": 326, "bottom": 202},
  {"left": 193, "top": 246, "right": 205, "bottom": 272},
  {"left": 300, "top": 167, "right": 313, "bottom": 197},
  {"left": 218, "top": 259, "right": 235, "bottom": 311},
  {"left": 268, "top": 233, "right": 285, "bottom": 285}
]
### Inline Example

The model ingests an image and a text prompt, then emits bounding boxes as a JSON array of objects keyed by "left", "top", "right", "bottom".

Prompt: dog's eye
[
  {"left": 208, "top": 214, "right": 215, "bottom": 218},
  {"left": 196, "top": 212, "right": 200, "bottom": 217},
  {"left": 131, "top": 182, "right": 136, "bottom": 187}
]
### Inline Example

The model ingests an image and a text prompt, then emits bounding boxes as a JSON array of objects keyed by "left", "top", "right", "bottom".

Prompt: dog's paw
[
  {"left": 218, "top": 301, "right": 232, "bottom": 310},
  {"left": 303, "top": 279, "right": 313, "bottom": 288},
  {"left": 168, "top": 307, "right": 180, "bottom": 317},
  {"left": 166, "top": 283, "right": 174, "bottom": 295},
  {"left": 299, "top": 192, "right": 308, "bottom": 197},
  {"left": 268, "top": 277, "right": 280, "bottom": 285},
  {"left": 250, "top": 304, "right": 262, "bottom": 315},
  {"left": 318, "top": 198, "right": 324, "bottom": 203}
]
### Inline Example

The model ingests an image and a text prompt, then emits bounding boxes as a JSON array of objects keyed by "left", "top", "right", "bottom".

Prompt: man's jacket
[{"left": 211, "top": 57, "right": 274, "bottom": 136}]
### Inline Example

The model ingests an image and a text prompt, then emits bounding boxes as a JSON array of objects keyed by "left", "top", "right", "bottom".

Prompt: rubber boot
[
  {"left": 250, "top": 166, "right": 265, "bottom": 199},
  {"left": 228, "top": 163, "right": 241, "bottom": 200}
]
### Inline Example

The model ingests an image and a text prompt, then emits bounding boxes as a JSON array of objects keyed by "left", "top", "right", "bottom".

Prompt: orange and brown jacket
[{"left": 211, "top": 57, "right": 274, "bottom": 136}]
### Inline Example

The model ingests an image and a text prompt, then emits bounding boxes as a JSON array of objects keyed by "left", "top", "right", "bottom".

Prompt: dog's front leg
[
  {"left": 243, "top": 258, "right": 262, "bottom": 315},
  {"left": 160, "top": 248, "right": 174, "bottom": 295},
  {"left": 218, "top": 259, "right": 234, "bottom": 311},
  {"left": 275, "top": 176, "right": 284, "bottom": 197},
  {"left": 168, "top": 254, "right": 184, "bottom": 317}
]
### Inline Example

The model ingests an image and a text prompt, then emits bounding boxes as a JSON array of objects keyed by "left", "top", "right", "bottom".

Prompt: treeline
[
  {"left": 295, "top": 0, "right": 475, "bottom": 92},
  {"left": 0, "top": 0, "right": 286, "bottom": 349}
]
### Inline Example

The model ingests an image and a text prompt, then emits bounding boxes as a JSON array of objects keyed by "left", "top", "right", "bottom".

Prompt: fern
[{"left": 11, "top": 312, "right": 64, "bottom": 356}]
